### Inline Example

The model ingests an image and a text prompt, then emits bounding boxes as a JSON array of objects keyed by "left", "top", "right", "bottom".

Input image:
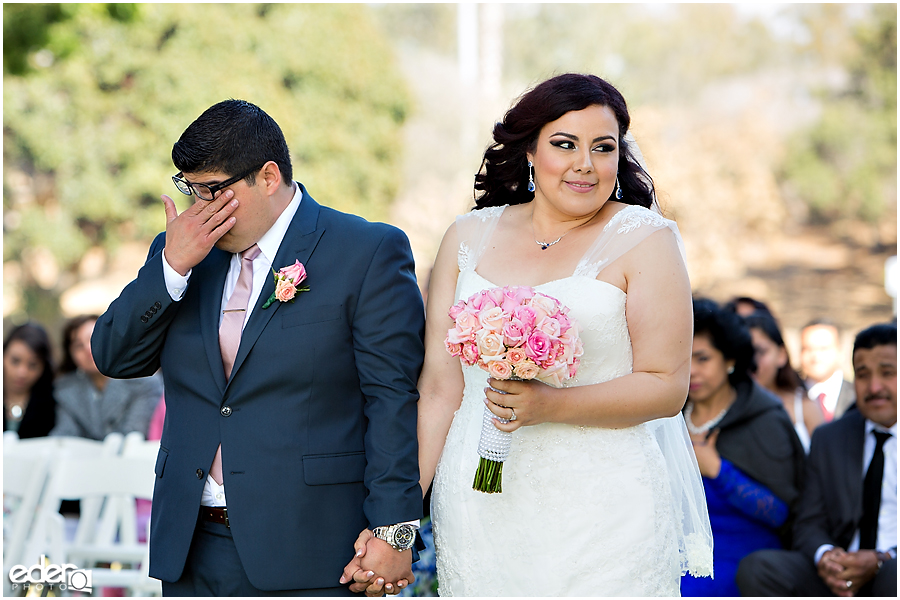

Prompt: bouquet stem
[{"left": 472, "top": 456, "right": 504, "bottom": 493}]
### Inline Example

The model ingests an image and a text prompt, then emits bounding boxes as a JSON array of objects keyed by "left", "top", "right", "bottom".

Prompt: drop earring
[
  {"left": 615, "top": 175, "right": 624, "bottom": 200},
  {"left": 528, "top": 161, "right": 535, "bottom": 193}
]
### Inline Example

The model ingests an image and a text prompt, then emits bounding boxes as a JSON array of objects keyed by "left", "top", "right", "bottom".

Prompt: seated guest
[
  {"left": 737, "top": 322, "right": 897, "bottom": 597},
  {"left": 801, "top": 319, "right": 856, "bottom": 421},
  {"left": 3, "top": 322, "right": 56, "bottom": 438},
  {"left": 51, "top": 315, "right": 162, "bottom": 440},
  {"left": 681, "top": 298, "right": 805, "bottom": 596},
  {"left": 747, "top": 312, "right": 825, "bottom": 452}
]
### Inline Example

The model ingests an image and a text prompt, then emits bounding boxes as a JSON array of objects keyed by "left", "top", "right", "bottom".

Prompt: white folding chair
[
  {"left": 2, "top": 437, "right": 51, "bottom": 596},
  {"left": 29, "top": 451, "right": 159, "bottom": 595}
]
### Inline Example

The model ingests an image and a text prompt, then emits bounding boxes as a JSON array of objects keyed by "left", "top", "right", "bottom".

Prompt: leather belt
[{"left": 200, "top": 506, "right": 229, "bottom": 527}]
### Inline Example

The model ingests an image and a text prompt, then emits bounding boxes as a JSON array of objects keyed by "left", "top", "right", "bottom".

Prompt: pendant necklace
[
  {"left": 532, "top": 215, "right": 592, "bottom": 250},
  {"left": 684, "top": 401, "right": 729, "bottom": 436}
]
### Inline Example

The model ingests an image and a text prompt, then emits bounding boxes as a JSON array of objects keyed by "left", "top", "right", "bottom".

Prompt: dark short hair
[
  {"left": 4, "top": 322, "right": 55, "bottom": 396},
  {"left": 172, "top": 99, "right": 292, "bottom": 184},
  {"left": 852, "top": 322, "right": 897, "bottom": 358},
  {"left": 473, "top": 73, "right": 654, "bottom": 210},
  {"left": 744, "top": 313, "right": 805, "bottom": 393},
  {"left": 59, "top": 314, "right": 99, "bottom": 374},
  {"left": 692, "top": 297, "right": 755, "bottom": 386}
]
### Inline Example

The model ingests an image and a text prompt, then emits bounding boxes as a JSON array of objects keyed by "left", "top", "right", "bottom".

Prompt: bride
[{"left": 350, "top": 73, "right": 712, "bottom": 596}]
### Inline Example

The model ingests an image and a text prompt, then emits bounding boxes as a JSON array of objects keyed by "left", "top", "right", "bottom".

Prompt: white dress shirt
[
  {"left": 814, "top": 420, "right": 897, "bottom": 564},
  {"left": 808, "top": 370, "right": 846, "bottom": 416},
  {"left": 163, "top": 182, "right": 303, "bottom": 507}
]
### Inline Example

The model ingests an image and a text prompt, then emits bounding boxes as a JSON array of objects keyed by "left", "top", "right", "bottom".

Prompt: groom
[{"left": 92, "top": 100, "right": 424, "bottom": 595}]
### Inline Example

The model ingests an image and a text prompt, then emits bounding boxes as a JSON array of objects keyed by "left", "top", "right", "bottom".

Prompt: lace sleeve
[
  {"left": 574, "top": 205, "right": 687, "bottom": 280},
  {"left": 710, "top": 459, "right": 789, "bottom": 528},
  {"left": 455, "top": 205, "right": 505, "bottom": 272}
]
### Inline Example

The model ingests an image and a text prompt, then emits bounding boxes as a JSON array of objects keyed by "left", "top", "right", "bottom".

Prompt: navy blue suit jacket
[{"left": 92, "top": 186, "right": 425, "bottom": 590}]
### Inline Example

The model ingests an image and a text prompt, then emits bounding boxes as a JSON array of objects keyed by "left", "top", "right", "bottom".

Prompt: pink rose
[
  {"left": 536, "top": 316, "right": 561, "bottom": 337},
  {"left": 500, "top": 286, "right": 535, "bottom": 312},
  {"left": 478, "top": 306, "right": 506, "bottom": 333},
  {"left": 513, "top": 359, "right": 539, "bottom": 380},
  {"left": 279, "top": 260, "right": 307, "bottom": 286},
  {"left": 487, "top": 358, "right": 513, "bottom": 380},
  {"left": 529, "top": 294, "right": 559, "bottom": 322},
  {"left": 445, "top": 340, "right": 463, "bottom": 357},
  {"left": 540, "top": 362, "right": 568, "bottom": 388},
  {"left": 524, "top": 330, "right": 552, "bottom": 363},
  {"left": 275, "top": 278, "right": 298, "bottom": 302},
  {"left": 512, "top": 305, "right": 536, "bottom": 330},
  {"left": 476, "top": 330, "right": 505, "bottom": 357},
  {"left": 454, "top": 310, "right": 481, "bottom": 340},
  {"left": 502, "top": 319, "right": 528, "bottom": 348},
  {"left": 486, "top": 287, "right": 506, "bottom": 307},
  {"left": 506, "top": 347, "right": 527, "bottom": 365},
  {"left": 448, "top": 301, "right": 466, "bottom": 320},
  {"left": 461, "top": 342, "right": 479, "bottom": 366}
]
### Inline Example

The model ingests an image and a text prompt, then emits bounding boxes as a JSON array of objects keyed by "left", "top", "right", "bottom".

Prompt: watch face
[{"left": 393, "top": 524, "right": 415, "bottom": 548}]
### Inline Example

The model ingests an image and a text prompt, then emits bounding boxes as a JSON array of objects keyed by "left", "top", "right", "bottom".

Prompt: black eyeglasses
[{"left": 172, "top": 165, "right": 264, "bottom": 202}]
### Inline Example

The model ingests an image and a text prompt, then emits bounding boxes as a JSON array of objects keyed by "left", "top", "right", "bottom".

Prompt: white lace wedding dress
[{"left": 431, "top": 204, "right": 713, "bottom": 596}]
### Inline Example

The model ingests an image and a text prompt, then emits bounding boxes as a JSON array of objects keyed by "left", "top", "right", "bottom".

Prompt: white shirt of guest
[
  {"left": 808, "top": 370, "right": 846, "bottom": 415},
  {"left": 162, "top": 182, "right": 303, "bottom": 507},
  {"left": 814, "top": 419, "right": 897, "bottom": 564}
]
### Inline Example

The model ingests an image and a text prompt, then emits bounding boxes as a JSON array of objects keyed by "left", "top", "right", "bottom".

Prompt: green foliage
[
  {"left": 3, "top": 3, "right": 410, "bottom": 321},
  {"left": 779, "top": 4, "right": 897, "bottom": 223}
]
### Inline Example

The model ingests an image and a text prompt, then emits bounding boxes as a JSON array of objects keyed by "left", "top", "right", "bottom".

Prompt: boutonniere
[{"left": 262, "top": 260, "right": 310, "bottom": 309}]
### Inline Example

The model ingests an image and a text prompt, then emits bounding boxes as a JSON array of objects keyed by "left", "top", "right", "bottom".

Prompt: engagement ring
[
  {"left": 509, "top": 408, "right": 517, "bottom": 421},
  {"left": 846, "top": 581, "right": 852, "bottom": 589}
]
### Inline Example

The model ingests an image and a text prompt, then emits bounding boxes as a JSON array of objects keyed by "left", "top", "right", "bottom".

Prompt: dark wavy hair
[
  {"left": 4, "top": 322, "right": 55, "bottom": 397},
  {"left": 59, "top": 314, "right": 99, "bottom": 375},
  {"left": 853, "top": 322, "right": 897, "bottom": 356},
  {"left": 744, "top": 313, "right": 805, "bottom": 393},
  {"left": 473, "top": 73, "right": 655, "bottom": 210},
  {"left": 172, "top": 99, "right": 293, "bottom": 184},
  {"left": 692, "top": 297, "right": 756, "bottom": 386}
]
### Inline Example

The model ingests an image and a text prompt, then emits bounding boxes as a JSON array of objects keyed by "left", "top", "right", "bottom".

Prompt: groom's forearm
[
  {"left": 92, "top": 233, "right": 179, "bottom": 379},
  {"left": 353, "top": 226, "right": 425, "bottom": 525}
]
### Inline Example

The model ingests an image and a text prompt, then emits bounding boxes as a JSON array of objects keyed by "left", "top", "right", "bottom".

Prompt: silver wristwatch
[{"left": 372, "top": 523, "right": 417, "bottom": 551}]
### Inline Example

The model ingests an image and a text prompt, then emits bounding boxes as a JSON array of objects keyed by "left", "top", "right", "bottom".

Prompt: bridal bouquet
[{"left": 444, "top": 285, "right": 583, "bottom": 493}]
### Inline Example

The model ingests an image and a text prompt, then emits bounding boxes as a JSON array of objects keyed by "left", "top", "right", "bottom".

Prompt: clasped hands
[
  {"left": 818, "top": 547, "right": 881, "bottom": 597},
  {"left": 340, "top": 529, "right": 414, "bottom": 596}
]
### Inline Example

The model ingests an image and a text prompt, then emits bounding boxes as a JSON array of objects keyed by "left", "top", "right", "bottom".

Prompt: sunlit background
[{"left": 4, "top": 3, "right": 896, "bottom": 363}]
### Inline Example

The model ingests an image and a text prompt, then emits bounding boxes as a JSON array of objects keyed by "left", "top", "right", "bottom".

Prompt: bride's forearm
[
  {"left": 417, "top": 386, "right": 462, "bottom": 496},
  {"left": 549, "top": 369, "right": 688, "bottom": 429}
]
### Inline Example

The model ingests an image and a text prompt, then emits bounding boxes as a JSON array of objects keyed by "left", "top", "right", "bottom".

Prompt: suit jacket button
[
  {"left": 154, "top": 301, "right": 162, "bottom": 309},
  {"left": 150, "top": 306, "right": 158, "bottom": 314},
  {"left": 196, "top": 469, "right": 204, "bottom": 479},
  {"left": 141, "top": 315, "right": 149, "bottom": 323},
  {"left": 220, "top": 406, "right": 232, "bottom": 417}
]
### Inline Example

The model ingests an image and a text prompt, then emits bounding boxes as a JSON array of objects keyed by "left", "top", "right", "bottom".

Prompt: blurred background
[{"left": 4, "top": 2, "right": 897, "bottom": 362}]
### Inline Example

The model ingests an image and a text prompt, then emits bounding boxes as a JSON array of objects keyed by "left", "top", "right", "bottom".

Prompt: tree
[
  {"left": 778, "top": 4, "right": 897, "bottom": 226},
  {"left": 3, "top": 3, "right": 411, "bottom": 324}
]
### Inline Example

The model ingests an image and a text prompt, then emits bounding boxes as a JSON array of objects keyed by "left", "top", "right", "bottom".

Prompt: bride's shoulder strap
[
  {"left": 455, "top": 205, "right": 506, "bottom": 272},
  {"left": 574, "top": 204, "right": 687, "bottom": 279}
]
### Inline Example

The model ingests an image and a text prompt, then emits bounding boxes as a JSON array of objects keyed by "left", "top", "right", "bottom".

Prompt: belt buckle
[{"left": 221, "top": 507, "right": 229, "bottom": 528}]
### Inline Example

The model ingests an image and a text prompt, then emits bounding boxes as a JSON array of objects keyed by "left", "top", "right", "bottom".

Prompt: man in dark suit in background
[
  {"left": 736, "top": 322, "right": 896, "bottom": 597},
  {"left": 92, "top": 100, "right": 424, "bottom": 595}
]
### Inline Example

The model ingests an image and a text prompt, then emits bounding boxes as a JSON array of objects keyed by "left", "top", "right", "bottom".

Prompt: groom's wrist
[{"left": 372, "top": 522, "right": 419, "bottom": 551}]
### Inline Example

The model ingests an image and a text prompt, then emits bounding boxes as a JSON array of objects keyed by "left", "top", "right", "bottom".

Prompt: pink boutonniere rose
[{"left": 262, "top": 260, "right": 310, "bottom": 309}]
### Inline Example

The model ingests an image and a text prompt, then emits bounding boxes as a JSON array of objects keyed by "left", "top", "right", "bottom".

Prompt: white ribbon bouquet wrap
[{"left": 445, "top": 285, "right": 583, "bottom": 493}]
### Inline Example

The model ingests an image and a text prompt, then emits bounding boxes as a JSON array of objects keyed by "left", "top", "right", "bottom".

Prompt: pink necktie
[
  {"left": 816, "top": 392, "right": 833, "bottom": 422},
  {"left": 211, "top": 244, "right": 261, "bottom": 485}
]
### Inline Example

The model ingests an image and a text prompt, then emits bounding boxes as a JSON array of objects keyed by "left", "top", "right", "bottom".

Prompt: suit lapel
[
  {"left": 198, "top": 248, "right": 232, "bottom": 395},
  {"left": 226, "top": 189, "right": 324, "bottom": 391},
  {"left": 843, "top": 411, "right": 866, "bottom": 520}
]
